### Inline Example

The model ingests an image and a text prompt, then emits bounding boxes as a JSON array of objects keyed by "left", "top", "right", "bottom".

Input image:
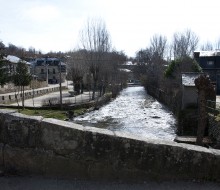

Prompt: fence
[{"left": 206, "top": 100, "right": 220, "bottom": 115}]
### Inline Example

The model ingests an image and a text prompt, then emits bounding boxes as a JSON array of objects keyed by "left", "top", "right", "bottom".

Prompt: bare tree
[
  {"left": 78, "top": 18, "right": 112, "bottom": 100},
  {"left": 150, "top": 34, "right": 167, "bottom": 59},
  {"left": 107, "top": 51, "right": 127, "bottom": 97},
  {"left": 172, "top": 29, "right": 199, "bottom": 59},
  {"left": 215, "top": 38, "right": 220, "bottom": 50},
  {"left": 201, "top": 41, "right": 214, "bottom": 51},
  {"left": 67, "top": 50, "right": 87, "bottom": 95}
]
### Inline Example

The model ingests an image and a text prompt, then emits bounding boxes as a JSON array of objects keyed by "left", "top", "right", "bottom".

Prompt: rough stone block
[
  {"left": 0, "top": 143, "right": 4, "bottom": 175},
  {"left": 1, "top": 112, "right": 43, "bottom": 148}
]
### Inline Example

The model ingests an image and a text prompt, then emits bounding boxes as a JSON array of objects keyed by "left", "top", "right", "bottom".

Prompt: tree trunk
[
  {"left": 92, "top": 81, "right": 97, "bottom": 100},
  {"left": 22, "top": 85, "right": 25, "bottom": 109},
  {"left": 196, "top": 90, "right": 207, "bottom": 146}
]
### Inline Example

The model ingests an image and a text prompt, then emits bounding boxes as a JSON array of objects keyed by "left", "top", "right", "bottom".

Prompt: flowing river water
[{"left": 74, "top": 86, "right": 176, "bottom": 141}]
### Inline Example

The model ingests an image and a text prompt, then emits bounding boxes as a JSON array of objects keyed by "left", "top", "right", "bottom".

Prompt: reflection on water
[{"left": 74, "top": 86, "right": 176, "bottom": 141}]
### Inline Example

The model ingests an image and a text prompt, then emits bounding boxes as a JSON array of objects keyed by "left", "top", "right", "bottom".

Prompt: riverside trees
[
  {"left": 67, "top": 18, "right": 127, "bottom": 100},
  {"left": 135, "top": 29, "right": 213, "bottom": 138},
  {"left": 79, "top": 18, "right": 112, "bottom": 100},
  {"left": 172, "top": 29, "right": 199, "bottom": 59},
  {"left": 135, "top": 29, "right": 201, "bottom": 114}
]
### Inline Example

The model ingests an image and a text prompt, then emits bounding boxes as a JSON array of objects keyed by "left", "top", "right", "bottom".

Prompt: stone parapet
[{"left": 0, "top": 109, "right": 220, "bottom": 181}]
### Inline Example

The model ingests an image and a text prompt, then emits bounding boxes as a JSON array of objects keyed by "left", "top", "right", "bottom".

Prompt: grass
[
  {"left": 215, "top": 113, "right": 220, "bottom": 122},
  {"left": 18, "top": 108, "right": 87, "bottom": 120}
]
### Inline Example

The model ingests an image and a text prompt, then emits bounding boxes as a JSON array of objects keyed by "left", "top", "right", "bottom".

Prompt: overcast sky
[{"left": 0, "top": 0, "right": 220, "bottom": 57}]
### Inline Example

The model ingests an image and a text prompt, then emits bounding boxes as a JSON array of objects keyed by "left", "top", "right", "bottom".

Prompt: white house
[{"left": 4, "top": 55, "right": 31, "bottom": 74}]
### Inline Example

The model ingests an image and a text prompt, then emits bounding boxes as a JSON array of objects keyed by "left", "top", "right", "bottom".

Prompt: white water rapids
[{"left": 74, "top": 86, "right": 176, "bottom": 141}]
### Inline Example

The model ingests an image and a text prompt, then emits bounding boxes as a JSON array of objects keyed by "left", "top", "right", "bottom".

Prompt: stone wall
[
  {"left": 0, "top": 86, "right": 61, "bottom": 104},
  {"left": 146, "top": 85, "right": 182, "bottom": 115},
  {"left": 208, "top": 114, "right": 220, "bottom": 148},
  {"left": 0, "top": 109, "right": 220, "bottom": 181}
]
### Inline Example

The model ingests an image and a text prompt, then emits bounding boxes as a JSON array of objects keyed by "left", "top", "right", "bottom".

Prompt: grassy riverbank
[
  {"left": 19, "top": 108, "right": 87, "bottom": 120},
  {"left": 0, "top": 92, "right": 113, "bottom": 120}
]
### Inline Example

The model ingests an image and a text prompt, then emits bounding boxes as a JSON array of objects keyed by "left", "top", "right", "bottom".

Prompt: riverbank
[{"left": 0, "top": 92, "right": 112, "bottom": 121}]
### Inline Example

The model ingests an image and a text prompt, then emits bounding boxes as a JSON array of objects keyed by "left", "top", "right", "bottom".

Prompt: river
[{"left": 74, "top": 86, "right": 176, "bottom": 141}]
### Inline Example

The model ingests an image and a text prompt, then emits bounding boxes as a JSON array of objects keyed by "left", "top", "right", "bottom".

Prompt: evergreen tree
[
  {"left": 0, "top": 59, "right": 9, "bottom": 87},
  {"left": 0, "top": 42, "right": 9, "bottom": 87},
  {"left": 13, "top": 61, "right": 31, "bottom": 108}
]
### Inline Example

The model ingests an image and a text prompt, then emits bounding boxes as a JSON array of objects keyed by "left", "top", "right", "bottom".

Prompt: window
[
  {"left": 37, "top": 60, "right": 44, "bottom": 66},
  {"left": 41, "top": 69, "right": 44, "bottom": 74},
  {"left": 207, "top": 61, "right": 214, "bottom": 66},
  {"left": 53, "top": 68, "right": 56, "bottom": 74}
]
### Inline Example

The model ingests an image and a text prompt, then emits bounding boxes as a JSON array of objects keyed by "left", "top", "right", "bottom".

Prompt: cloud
[{"left": 25, "top": 5, "right": 61, "bottom": 22}]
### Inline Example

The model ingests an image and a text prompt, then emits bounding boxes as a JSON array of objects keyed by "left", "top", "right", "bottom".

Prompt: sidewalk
[
  {"left": 10, "top": 90, "right": 93, "bottom": 107},
  {"left": 9, "top": 81, "right": 95, "bottom": 107}
]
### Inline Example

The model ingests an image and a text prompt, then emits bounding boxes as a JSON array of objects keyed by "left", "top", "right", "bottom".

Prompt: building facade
[
  {"left": 194, "top": 51, "right": 220, "bottom": 94},
  {"left": 4, "top": 55, "right": 31, "bottom": 75},
  {"left": 31, "top": 58, "right": 66, "bottom": 84}
]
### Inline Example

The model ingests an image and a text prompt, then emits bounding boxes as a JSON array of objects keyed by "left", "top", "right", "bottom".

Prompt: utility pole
[
  {"left": 45, "top": 57, "right": 49, "bottom": 86},
  {"left": 59, "top": 60, "right": 63, "bottom": 110}
]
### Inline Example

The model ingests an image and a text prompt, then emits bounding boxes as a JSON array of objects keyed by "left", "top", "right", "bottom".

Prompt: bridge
[
  {"left": 127, "top": 80, "right": 141, "bottom": 86},
  {"left": 0, "top": 109, "right": 219, "bottom": 182}
]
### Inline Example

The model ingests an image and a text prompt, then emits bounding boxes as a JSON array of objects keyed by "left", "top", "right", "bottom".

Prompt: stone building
[
  {"left": 181, "top": 73, "right": 201, "bottom": 109},
  {"left": 31, "top": 58, "right": 66, "bottom": 84}
]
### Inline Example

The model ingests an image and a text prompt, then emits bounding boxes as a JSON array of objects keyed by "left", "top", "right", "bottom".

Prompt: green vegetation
[
  {"left": 164, "top": 59, "right": 180, "bottom": 78},
  {"left": 191, "top": 60, "right": 202, "bottom": 72},
  {"left": 0, "top": 60, "right": 9, "bottom": 87},
  {"left": 19, "top": 108, "right": 87, "bottom": 120},
  {"left": 215, "top": 114, "right": 220, "bottom": 122},
  {"left": 13, "top": 61, "right": 32, "bottom": 109},
  {"left": 164, "top": 57, "right": 202, "bottom": 78},
  {"left": 0, "top": 46, "right": 9, "bottom": 87},
  {"left": 13, "top": 61, "right": 31, "bottom": 87}
]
